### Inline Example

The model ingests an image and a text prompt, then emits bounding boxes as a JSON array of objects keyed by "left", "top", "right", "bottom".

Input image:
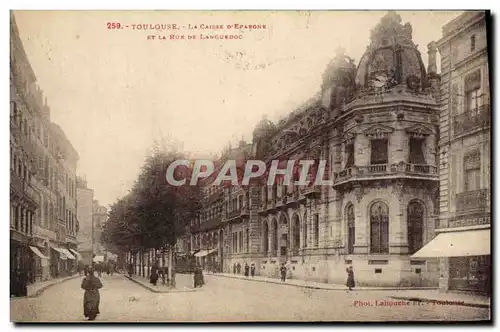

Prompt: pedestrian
[
  {"left": 128, "top": 262, "right": 134, "bottom": 277},
  {"left": 81, "top": 267, "right": 103, "bottom": 321},
  {"left": 237, "top": 263, "right": 241, "bottom": 274},
  {"left": 193, "top": 265, "right": 204, "bottom": 288},
  {"left": 244, "top": 263, "right": 249, "bottom": 277},
  {"left": 250, "top": 263, "right": 255, "bottom": 277},
  {"left": 280, "top": 264, "right": 287, "bottom": 282},
  {"left": 150, "top": 261, "right": 159, "bottom": 286},
  {"left": 346, "top": 266, "right": 355, "bottom": 291}
]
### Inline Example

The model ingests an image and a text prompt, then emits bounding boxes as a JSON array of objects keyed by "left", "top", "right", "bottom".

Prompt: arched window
[
  {"left": 303, "top": 212, "right": 308, "bottom": 248},
  {"left": 262, "top": 221, "right": 269, "bottom": 253},
  {"left": 346, "top": 203, "right": 355, "bottom": 254},
  {"left": 408, "top": 201, "right": 424, "bottom": 254},
  {"left": 272, "top": 219, "right": 278, "bottom": 255},
  {"left": 293, "top": 214, "right": 300, "bottom": 251},
  {"left": 313, "top": 214, "right": 319, "bottom": 247},
  {"left": 370, "top": 201, "right": 389, "bottom": 254}
]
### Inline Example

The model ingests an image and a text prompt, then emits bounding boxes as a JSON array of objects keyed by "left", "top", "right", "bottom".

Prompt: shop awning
[
  {"left": 69, "top": 249, "right": 83, "bottom": 260},
  {"left": 194, "top": 248, "right": 218, "bottom": 257},
  {"left": 93, "top": 255, "right": 105, "bottom": 263},
  {"left": 411, "top": 229, "right": 490, "bottom": 258},
  {"left": 29, "top": 246, "right": 49, "bottom": 260},
  {"left": 51, "top": 246, "right": 68, "bottom": 260},
  {"left": 60, "top": 248, "right": 76, "bottom": 260}
]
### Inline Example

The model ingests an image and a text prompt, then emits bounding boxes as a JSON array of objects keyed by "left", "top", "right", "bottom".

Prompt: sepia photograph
[{"left": 8, "top": 8, "right": 491, "bottom": 323}]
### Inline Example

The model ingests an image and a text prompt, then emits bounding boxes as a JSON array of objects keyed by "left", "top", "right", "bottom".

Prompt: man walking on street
[
  {"left": 280, "top": 264, "right": 287, "bottom": 282},
  {"left": 250, "top": 263, "right": 255, "bottom": 277}
]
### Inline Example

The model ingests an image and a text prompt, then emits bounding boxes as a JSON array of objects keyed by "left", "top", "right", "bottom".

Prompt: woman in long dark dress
[
  {"left": 346, "top": 266, "right": 355, "bottom": 291},
  {"left": 81, "top": 267, "right": 103, "bottom": 320}
]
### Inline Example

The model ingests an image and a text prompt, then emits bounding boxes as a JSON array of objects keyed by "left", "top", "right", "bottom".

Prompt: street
[{"left": 10, "top": 274, "right": 489, "bottom": 322}]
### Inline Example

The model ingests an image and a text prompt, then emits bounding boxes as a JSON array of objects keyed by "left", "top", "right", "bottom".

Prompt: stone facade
[
  {"left": 188, "top": 12, "right": 443, "bottom": 287},
  {"left": 434, "top": 11, "right": 491, "bottom": 293},
  {"left": 10, "top": 12, "right": 79, "bottom": 283},
  {"left": 76, "top": 177, "right": 95, "bottom": 265}
]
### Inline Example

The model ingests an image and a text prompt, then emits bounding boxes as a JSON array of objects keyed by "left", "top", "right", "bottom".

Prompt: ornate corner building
[{"left": 186, "top": 12, "right": 454, "bottom": 287}]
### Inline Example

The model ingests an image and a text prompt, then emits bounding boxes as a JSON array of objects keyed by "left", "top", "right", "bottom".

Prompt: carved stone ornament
[
  {"left": 353, "top": 185, "right": 364, "bottom": 203},
  {"left": 405, "top": 124, "right": 432, "bottom": 138},
  {"left": 363, "top": 124, "right": 394, "bottom": 139}
]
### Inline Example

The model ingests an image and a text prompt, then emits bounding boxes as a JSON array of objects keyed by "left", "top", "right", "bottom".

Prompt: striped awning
[
  {"left": 29, "top": 246, "right": 49, "bottom": 260},
  {"left": 69, "top": 249, "right": 83, "bottom": 260},
  {"left": 60, "top": 248, "right": 76, "bottom": 260},
  {"left": 51, "top": 246, "right": 67, "bottom": 260}
]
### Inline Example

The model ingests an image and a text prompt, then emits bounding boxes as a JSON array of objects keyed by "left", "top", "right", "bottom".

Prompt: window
[
  {"left": 370, "top": 139, "right": 388, "bottom": 164},
  {"left": 293, "top": 215, "right": 300, "bottom": 250},
  {"left": 409, "top": 138, "right": 426, "bottom": 164},
  {"left": 465, "top": 70, "right": 482, "bottom": 113},
  {"left": 262, "top": 222, "right": 269, "bottom": 253},
  {"left": 239, "top": 231, "right": 243, "bottom": 252},
  {"left": 346, "top": 204, "right": 355, "bottom": 254},
  {"left": 470, "top": 34, "right": 476, "bottom": 52},
  {"left": 407, "top": 201, "right": 424, "bottom": 255},
  {"left": 345, "top": 143, "right": 355, "bottom": 167},
  {"left": 303, "top": 212, "right": 308, "bottom": 248},
  {"left": 313, "top": 214, "right": 319, "bottom": 247},
  {"left": 272, "top": 219, "right": 278, "bottom": 254},
  {"left": 370, "top": 201, "right": 389, "bottom": 254},
  {"left": 464, "top": 151, "right": 481, "bottom": 191},
  {"left": 246, "top": 228, "right": 249, "bottom": 252}
]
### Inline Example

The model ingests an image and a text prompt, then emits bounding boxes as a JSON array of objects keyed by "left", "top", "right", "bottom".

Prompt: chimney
[
  {"left": 427, "top": 41, "right": 438, "bottom": 75},
  {"left": 427, "top": 41, "right": 441, "bottom": 101}
]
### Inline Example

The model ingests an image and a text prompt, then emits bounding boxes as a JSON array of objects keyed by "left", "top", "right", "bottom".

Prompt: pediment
[
  {"left": 363, "top": 124, "right": 394, "bottom": 138},
  {"left": 405, "top": 124, "right": 433, "bottom": 137}
]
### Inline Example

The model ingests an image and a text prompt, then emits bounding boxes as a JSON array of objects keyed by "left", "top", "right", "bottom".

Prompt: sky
[{"left": 14, "top": 10, "right": 462, "bottom": 207}]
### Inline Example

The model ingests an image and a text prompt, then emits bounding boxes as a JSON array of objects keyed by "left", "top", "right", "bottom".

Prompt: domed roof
[
  {"left": 320, "top": 47, "right": 357, "bottom": 112},
  {"left": 321, "top": 47, "right": 357, "bottom": 92},
  {"left": 355, "top": 11, "right": 427, "bottom": 91},
  {"left": 253, "top": 114, "right": 276, "bottom": 139}
]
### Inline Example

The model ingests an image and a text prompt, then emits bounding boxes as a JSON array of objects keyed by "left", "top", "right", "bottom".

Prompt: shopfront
[
  {"left": 411, "top": 228, "right": 491, "bottom": 294},
  {"left": 449, "top": 255, "right": 491, "bottom": 294}
]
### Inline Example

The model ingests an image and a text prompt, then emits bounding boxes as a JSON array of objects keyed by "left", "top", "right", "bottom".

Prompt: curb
[
  {"left": 390, "top": 296, "right": 490, "bottom": 309},
  {"left": 11, "top": 275, "right": 81, "bottom": 300},
  {"left": 212, "top": 274, "right": 439, "bottom": 291},
  {"left": 124, "top": 275, "right": 198, "bottom": 293}
]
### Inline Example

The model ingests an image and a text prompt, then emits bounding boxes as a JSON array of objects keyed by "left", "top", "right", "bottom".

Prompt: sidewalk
[
  {"left": 12, "top": 274, "right": 81, "bottom": 298},
  {"left": 213, "top": 273, "right": 490, "bottom": 308},
  {"left": 125, "top": 274, "right": 198, "bottom": 293},
  {"left": 213, "top": 272, "right": 436, "bottom": 291}
]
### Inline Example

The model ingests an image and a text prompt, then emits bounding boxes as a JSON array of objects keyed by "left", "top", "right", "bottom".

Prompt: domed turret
[
  {"left": 355, "top": 11, "right": 428, "bottom": 92},
  {"left": 320, "top": 47, "right": 357, "bottom": 114},
  {"left": 252, "top": 114, "right": 276, "bottom": 140}
]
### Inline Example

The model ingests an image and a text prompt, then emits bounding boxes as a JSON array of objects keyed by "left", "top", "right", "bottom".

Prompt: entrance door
[{"left": 449, "top": 255, "right": 490, "bottom": 294}]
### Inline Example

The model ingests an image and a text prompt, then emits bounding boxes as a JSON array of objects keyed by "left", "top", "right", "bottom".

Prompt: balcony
[
  {"left": 199, "top": 216, "right": 222, "bottom": 231},
  {"left": 447, "top": 212, "right": 490, "bottom": 229},
  {"left": 453, "top": 105, "right": 491, "bottom": 137},
  {"left": 456, "top": 189, "right": 489, "bottom": 214},
  {"left": 333, "top": 162, "right": 438, "bottom": 187},
  {"left": 266, "top": 199, "right": 277, "bottom": 212},
  {"left": 226, "top": 207, "right": 248, "bottom": 221},
  {"left": 301, "top": 185, "right": 321, "bottom": 198}
]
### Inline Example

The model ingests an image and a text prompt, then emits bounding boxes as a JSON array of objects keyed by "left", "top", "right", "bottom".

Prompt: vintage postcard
[{"left": 9, "top": 10, "right": 491, "bottom": 322}]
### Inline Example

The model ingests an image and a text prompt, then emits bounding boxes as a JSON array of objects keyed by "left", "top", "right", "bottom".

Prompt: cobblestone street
[{"left": 10, "top": 274, "right": 490, "bottom": 322}]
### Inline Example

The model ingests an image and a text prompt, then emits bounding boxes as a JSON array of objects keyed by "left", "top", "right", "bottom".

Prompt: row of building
[
  {"left": 10, "top": 13, "right": 108, "bottom": 286},
  {"left": 174, "top": 11, "right": 490, "bottom": 294}
]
